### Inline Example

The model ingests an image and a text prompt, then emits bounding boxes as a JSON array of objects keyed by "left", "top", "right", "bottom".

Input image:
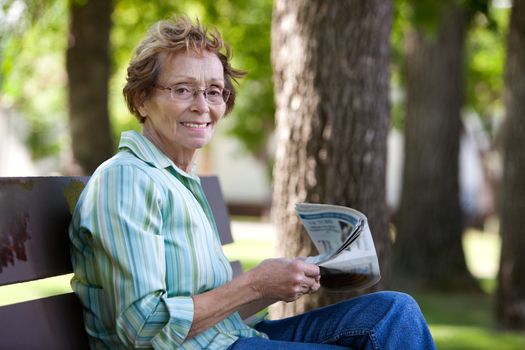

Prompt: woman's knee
[
  {"left": 373, "top": 291, "right": 423, "bottom": 315},
  {"left": 348, "top": 290, "right": 416, "bottom": 306},
  {"left": 346, "top": 291, "right": 425, "bottom": 324},
  {"left": 375, "top": 291, "right": 418, "bottom": 306}
]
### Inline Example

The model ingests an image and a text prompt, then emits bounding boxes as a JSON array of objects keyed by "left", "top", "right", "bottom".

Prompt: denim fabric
[{"left": 227, "top": 291, "right": 437, "bottom": 350}]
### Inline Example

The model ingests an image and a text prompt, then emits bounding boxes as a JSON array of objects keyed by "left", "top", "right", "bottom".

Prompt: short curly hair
[{"left": 123, "top": 16, "right": 246, "bottom": 122}]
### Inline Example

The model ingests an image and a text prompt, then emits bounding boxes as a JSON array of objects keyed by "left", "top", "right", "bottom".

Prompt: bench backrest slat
[
  {"left": 0, "top": 177, "right": 89, "bottom": 285},
  {"left": 0, "top": 293, "right": 90, "bottom": 349},
  {"left": 200, "top": 176, "right": 234, "bottom": 245}
]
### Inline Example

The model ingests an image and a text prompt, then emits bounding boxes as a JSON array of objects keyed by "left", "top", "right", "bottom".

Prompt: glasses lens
[
  {"left": 205, "top": 87, "right": 224, "bottom": 105},
  {"left": 204, "top": 87, "right": 230, "bottom": 105},
  {"left": 166, "top": 84, "right": 194, "bottom": 101}
]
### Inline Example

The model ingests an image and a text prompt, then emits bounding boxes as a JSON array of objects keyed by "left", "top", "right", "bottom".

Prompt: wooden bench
[{"left": 0, "top": 176, "right": 240, "bottom": 349}]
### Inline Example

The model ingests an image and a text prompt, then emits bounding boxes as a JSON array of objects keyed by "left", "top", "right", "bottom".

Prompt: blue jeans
[{"left": 227, "top": 291, "right": 436, "bottom": 350}]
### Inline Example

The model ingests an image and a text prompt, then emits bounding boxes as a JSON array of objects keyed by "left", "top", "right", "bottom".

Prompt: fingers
[
  {"left": 293, "top": 258, "right": 320, "bottom": 279},
  {"left": 292, "top": 259, "right": 321, "bottom": 295},
  {"left": 309, "top": 280, "right": 321, "bottom": 293},
  {"left": 288, "top": 259, "right": 320, "bottom": 292},
  {"left": 303, "top": 263, "right": 320, "bottom": 278},
  {"left": 304, "top": 275, "right": 321, "bottom": 294}
]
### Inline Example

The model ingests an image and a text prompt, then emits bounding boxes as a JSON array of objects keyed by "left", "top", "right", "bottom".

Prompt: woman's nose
[{"left": 190, "top": 91, "right": 210, "bottom": 113}]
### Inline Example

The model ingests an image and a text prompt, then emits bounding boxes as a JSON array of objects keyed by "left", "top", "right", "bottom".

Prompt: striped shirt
[{"left": 69, "top": 131, "right": 266, "bottom": 349}]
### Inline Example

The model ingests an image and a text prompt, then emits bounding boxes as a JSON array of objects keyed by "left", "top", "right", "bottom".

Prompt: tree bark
[
  {"left": 66, "top": 0, "right": 114, "bottom": 174},
  {"left": 496, "top": 0, "right": 525, "bottom": 331},
  {"left": 270, "top": 0, "right": 392, "bottom": 318},
  {"left": 393, "top": 2, "right": 479, "bottom": 291}
]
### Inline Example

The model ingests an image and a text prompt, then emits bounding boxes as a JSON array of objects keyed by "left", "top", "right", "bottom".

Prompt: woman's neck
[
  {"left": 142, "top": 128, "right": 196, "bottom": 173},
  {"left": 173, "top": 158, "right": 194, "bottom": 173}
]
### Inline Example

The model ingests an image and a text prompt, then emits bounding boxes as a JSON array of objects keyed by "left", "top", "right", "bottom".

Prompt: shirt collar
[{"left": 118, "top": 130, "right": 198, "bottom": 179}]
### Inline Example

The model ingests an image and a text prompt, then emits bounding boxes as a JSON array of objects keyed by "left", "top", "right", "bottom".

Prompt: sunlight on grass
[
  {"left": 463, "top": 229, "right": 501, "bottom": 294},
  {"left": 414, "top": 286, "right": 525, "bottom": 349},
  {"left": 463, "top": 230, "right": 500, "bottom": 278},
  {"left": 0, "top": 274, "right": 72, "bottom": 306},
  {"left": 222, "top": 220, "right": 277, "bottom": 271},
  {"left": 431, "top": 324, "right": 525, "bottom": 350}
]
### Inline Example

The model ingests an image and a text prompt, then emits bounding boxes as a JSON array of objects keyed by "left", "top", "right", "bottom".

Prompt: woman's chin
[{"left": 185, "top": 138, "right": 212, "bottom": 150}]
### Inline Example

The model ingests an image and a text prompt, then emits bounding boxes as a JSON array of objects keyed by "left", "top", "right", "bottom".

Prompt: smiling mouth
[{"left": 181, "top": 122, "right": 210, "bottom": 128}]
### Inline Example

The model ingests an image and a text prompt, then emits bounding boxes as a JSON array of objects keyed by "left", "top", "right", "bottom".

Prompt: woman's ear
[
  {"left": 137, "top": 98, "right": 149, "bottom": 118},
  {"left": 137, "top": 91, "right": 150, "bottom": 118},
  {"left": 138, "top": 104, "right": 148, "bottom": 118}
]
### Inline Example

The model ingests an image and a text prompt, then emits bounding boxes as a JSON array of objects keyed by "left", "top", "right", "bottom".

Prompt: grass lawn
[
  {"left": 417, "top": 292, "right": 525, "bottom": 350},
  {"left": 1, "top": 221, "right": 524, "bottom": 349}
]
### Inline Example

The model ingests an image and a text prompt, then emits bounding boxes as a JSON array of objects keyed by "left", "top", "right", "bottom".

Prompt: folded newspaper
[{"left": 297, "top": 203, "right": 381, "bottom": 291}]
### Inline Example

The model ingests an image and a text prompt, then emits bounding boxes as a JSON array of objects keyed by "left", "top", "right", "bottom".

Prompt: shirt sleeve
[{"left": 80, "top": 164, "right": 194, "bottom": 348}]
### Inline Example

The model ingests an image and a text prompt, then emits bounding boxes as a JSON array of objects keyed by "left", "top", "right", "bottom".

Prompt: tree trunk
[
  {"left": 66, "top": 0, "right": 114, "bottom": 174},
  {"left": 496, "top": 0, "right": 525, "bottom": 331},
  {"left": 393, "top": 2, "right": 479, "bottom": 291},
  {"left": 270, "top": 0, "right": 392, "bottom": 318}
]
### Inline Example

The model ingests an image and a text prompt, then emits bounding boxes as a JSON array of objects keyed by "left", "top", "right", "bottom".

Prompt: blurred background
[{"left": 1, "top": 0, "right": 525, "bottom": 348}]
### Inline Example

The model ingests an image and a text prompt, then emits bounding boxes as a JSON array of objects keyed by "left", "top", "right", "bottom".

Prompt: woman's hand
[
  {"left": 189, "top": 258, "right": 320, "bottom": 338},
  {"left": 247, "top": 258, "right": 321, "bottom": 302}
]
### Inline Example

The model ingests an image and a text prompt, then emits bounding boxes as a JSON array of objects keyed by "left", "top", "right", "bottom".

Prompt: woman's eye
[
  {"left": 173, "top": 86, "right": 192, "bottom": 95},
  {"left": 207, "top": 88, "right": 222, "bottom": 96}
]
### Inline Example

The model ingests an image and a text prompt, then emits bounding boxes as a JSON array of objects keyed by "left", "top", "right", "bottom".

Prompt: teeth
[{"left": 182, "top": 122, "right": 208, "bottom": 128}]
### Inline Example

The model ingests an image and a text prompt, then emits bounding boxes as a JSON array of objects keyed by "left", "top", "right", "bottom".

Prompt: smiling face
[{"left": 139, "top": 50, "right": 226, "bottom": 169}]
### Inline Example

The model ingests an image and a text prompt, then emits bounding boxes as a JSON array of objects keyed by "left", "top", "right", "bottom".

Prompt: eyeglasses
[{"left": 155, "top": 83, "right": 231, "bottom": 105}]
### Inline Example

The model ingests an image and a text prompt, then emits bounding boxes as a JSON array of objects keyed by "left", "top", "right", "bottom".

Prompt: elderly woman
[{"left": 69, "top": 16, "right": 436, "bottom": 350}]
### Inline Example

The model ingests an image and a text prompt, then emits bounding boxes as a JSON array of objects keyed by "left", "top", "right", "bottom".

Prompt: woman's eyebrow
[{"left": 169, "top": 75, "right": 225, "bottom": 84}]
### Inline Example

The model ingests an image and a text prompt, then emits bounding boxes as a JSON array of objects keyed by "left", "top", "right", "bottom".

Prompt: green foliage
[
  {"left": 406, "top": 0, "right": 450, "bottom": 38},
  {"left": 390, "top": 0, "right": 411, "bottom": 130},
  {"left": 465, "top": 5, "right": 508, "bottom": 130},
  {"left": 404, "top": 0, "right": 495, "bottom": 37},
  {"left": 390, "top": 0, "right": 509, "bottom": 133},
  {"left": 1, "top": 0, "right": 67, "bottom": 159}
]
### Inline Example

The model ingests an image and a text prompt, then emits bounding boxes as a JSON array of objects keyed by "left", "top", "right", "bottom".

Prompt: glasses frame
[{"left": 154, "top": 84, "right": 231, "bottom": 105}]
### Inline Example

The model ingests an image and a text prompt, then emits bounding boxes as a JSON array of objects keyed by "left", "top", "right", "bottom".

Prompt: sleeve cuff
[{"left": 151, "top": 296, "right": 194, "bottom": 348}]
